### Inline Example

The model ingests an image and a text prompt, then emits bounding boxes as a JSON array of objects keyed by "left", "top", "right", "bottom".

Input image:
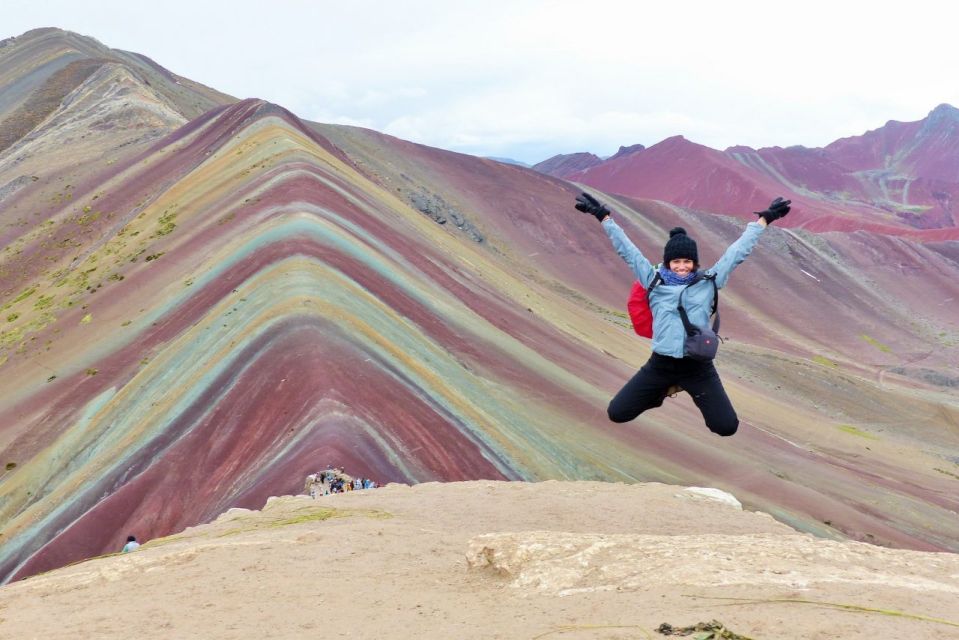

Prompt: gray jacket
[{"left": 602, "top": 217, "right": 765, "bottom": 358}]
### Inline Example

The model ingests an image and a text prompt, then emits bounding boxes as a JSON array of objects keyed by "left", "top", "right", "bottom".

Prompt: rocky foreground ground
[{"left": 2, "top": 481, "right": 958, "bottom": 639}]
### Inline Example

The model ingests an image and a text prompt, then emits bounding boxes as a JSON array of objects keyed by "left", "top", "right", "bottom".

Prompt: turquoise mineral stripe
[{"left": 0, "top": 386, "right": 117, "bottom": 577}]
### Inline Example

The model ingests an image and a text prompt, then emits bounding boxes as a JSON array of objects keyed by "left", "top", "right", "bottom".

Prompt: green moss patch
[
  {"left": 860, "top": 334, "right": 892, "bottom": 353},
  {"left": 155, "top": 211, "right": 177, "bottom": 237},
  {"left": 836, "top": 424, "right": 879, "bottom": 440},
  {"left": 812, "top": 355, "right": 837, "bottom": 368},
  {"left": 11, "top": 287, "right": 37, "bottom": 304},
  {"left": 217, "top": 506, "right": 391, "bottom": 537},
  {"left": 140, "top": 533, "right": 187, "bottom": 549}
]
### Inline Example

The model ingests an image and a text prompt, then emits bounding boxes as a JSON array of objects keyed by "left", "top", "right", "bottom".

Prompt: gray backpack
[{"left": 677, "top": 274, "right": 721, "bottom": 361}]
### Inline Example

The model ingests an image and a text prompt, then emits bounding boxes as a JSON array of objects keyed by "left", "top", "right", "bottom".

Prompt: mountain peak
[
  {"left": 532, "top": 151, "right": 602, "bottom": 178},
  {"left": 923, "top": 103, "right": 959, "bottom": 129},
  {"left": 2, "top": 27, "right": 105, "bottom": 50},
  {"left": 1, "top": 27, "right": 62, "bottom": 43},
  {"left": 648, "top": 134, "right": 713, "bottom": 154},
  {"left": 928, "top": 102, "right": 959, "bottom": 117},
  {"left": 609, "top": 143, "right": 645, "bottom": 160},
  {"left": 917, "top": 102, "right": 959, "bottom": 140}
]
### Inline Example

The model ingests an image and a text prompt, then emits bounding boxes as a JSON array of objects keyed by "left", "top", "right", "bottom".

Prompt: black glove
[
  {"left": 755, "top": 196, "right": 791, "bottom": 224},
  {"left": 575, "top": 192, "right": 611, "bottom": 222}
]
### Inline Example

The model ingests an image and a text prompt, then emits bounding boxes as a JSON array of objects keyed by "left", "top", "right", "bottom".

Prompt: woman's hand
[
  {"left": 575, "top": 192, "right": 611, "bottom": 222},
  {"left": 755, "top": 197, "right": 791, "bottom": 224}
]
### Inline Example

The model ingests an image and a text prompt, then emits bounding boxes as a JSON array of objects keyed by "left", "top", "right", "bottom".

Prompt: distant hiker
[
  {"left": 320, "top": 472, "right": 332, "bottom": 495},
  {"left": 122, "top": 535, "right": 140, "bottom": 553},
  {"left": 305, "top": 473, "right": 319, "bottom": 498},
  {"left": 575, "top": 192, "right": 790, "bottom": 436}
]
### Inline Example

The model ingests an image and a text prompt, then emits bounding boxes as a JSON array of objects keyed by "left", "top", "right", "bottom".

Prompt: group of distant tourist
[
  {"left": 118, "top": 466, "right": 374, "bottom": 554},
  {"left": 304, "top": 466, "right": 378, "bottom": 498}
]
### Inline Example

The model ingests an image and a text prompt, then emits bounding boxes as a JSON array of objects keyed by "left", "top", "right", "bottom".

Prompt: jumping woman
[{"left": 575, "top": 192, "right": 790, "bottom": 436}]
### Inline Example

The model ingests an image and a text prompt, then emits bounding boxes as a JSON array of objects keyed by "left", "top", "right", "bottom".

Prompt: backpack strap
[
  {"left": 677, "top": 273, "right": 719, "bottom": 336},
  {"left": 647, "top": 270, "right": 663, "bottom": 294}
]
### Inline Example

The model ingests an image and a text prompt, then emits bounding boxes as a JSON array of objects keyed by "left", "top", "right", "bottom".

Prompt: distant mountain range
[
  {"left": 1, "top": 28, "right": 958, "bottom": 585},
  {"left": 485, "top": 156, "right": 531, "bottom": 167},
  {"left": 535, "top": 107, "right": 959, "bottom": 240}
]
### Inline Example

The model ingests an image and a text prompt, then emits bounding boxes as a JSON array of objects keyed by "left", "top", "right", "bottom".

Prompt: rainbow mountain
[{"left": 1, "top": 28, "right": 957, "bottom": 582}]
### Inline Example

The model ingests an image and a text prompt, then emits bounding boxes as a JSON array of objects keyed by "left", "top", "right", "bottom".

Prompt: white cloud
[{"left": 4, "top": 0, "right": 959, "bottom": 163}]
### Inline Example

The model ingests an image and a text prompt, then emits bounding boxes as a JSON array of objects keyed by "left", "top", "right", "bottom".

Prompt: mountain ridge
[{"left": 539, "top": 105, "right": 959, "bottom": 239}]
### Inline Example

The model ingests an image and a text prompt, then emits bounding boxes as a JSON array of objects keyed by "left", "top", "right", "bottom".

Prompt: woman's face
[{"left": 669, "top": 258, "right": 695, "bottom": 276}]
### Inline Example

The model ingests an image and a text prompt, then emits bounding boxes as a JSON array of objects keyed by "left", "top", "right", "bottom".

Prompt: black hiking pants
[{"left": 607, "top": 353, "right": 739, "bottom": 436}]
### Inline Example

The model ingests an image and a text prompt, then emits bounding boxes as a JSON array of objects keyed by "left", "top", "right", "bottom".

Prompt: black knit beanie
[{"left": 663, "top": 227, "right": 698, "bottom": 265}]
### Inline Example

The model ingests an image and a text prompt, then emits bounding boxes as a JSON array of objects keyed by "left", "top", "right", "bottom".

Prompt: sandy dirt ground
[{"left": 2, "top": 481, "right": 958, "bottom": 639}]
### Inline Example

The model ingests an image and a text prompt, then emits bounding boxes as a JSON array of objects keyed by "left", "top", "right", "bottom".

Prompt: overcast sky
[{"left": 4, "top": 1, "right": 959, "bottom": 163}]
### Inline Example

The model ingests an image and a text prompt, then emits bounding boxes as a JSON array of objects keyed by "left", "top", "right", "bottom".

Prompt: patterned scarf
[{"left": 658, "top": 265, "right": 698, "bottom": 286}]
